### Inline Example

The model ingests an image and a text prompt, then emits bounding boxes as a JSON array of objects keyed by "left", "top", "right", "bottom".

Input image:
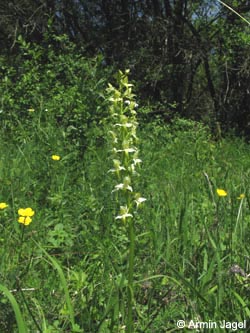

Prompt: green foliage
[
  {"left": 138, "top": 118, "right": 250, "bottom": 327},
  {"left": 0, "top": 34, "right": 110, "bottom": 150},
  {"left": 1, "top": 43, "right": 250, "bottom": 331},
  {"left": 0, "top": 284, "right": 27, "bottom": 333},
  {"left": 3, "top": 1, "right": 250, "bottom": 134}
]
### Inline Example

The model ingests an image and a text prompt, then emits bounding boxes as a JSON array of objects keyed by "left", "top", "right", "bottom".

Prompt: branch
[{"left": 218, "top": 0, "right": 250, "bottom": 25}]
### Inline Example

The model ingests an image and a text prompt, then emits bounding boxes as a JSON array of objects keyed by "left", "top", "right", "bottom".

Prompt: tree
[{"left": 1, "top": 0, "right": 250, "bottom": 135}]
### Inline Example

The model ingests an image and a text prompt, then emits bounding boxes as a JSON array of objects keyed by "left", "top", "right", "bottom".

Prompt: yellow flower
[
  {"left": 25, "top": 207, "right": 35, "bottom": 216},
  {"left": 18, "top": 208, "right": 25, "bottom": 216},
  {"left": 52, "top": 155, "right": 61, "bottom": 161},
  {"left": 0, "top": 202, "right": 8, "bottom": 210},
  {"left": 18, "top": 207, "right": 35, "bottom": 217},
  {"left": 18, "top": 216, "right": 32, "bottom": 225},
  {"left": 216, "top": 189, "right": 227, "bottom": 197},
  {"left": 28, "top": 108, "right": 35, "bottom": 112},
  {"left": 237, "top": 194, "right": 245, "bottom": 200},
  {"left": 18, "top": 207, "right": 35, "bottom": 226}
]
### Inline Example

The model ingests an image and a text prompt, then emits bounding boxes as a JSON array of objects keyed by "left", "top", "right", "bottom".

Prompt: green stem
[
  {"left": 18, "top": 225, "right": 25, "bottom": 263},
  {"left": 127, "top": 218, "right": 135, "bottom": 333}
]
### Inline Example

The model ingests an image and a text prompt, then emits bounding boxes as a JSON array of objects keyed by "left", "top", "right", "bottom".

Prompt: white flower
[
  {"left": 112, "top": 176, "right": 133, "bottom": 192},
  {"left": 117, "top": 147, "right": 137, "bottom": 154},
  {"left": 135, "top": 197, "right": 147, "bottom": 207},
  {"left": 108, "top": 159, "right": 126, "bottom": 174},
  {"left": 129, "top": 158, "right": 142, "bottom": 174},
  {"left": 108, "top": 166, "right": 126, "bottom": 173},
  {"left": 133, "top": 158, "right": 142, "bottom": 165},
  {"left": 125, "top": 100, "right": 138, "bottom": 108},
  {"left": 134, "top": 193, "right": 147, "bottom": 207},
  {"left": 112, "top": 183, "right": 133, "bottom": 193},
  {"left": 115, "top": 205, "right": 133, "bottom": 221}
]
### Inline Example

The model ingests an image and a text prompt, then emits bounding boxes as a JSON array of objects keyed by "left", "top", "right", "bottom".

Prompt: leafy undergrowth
[
  {"left": 1, "top": 111, "right": 250, "bottom": 332},
  {"left": 1, "top": 40, "right": 250, "bottom": 332}
]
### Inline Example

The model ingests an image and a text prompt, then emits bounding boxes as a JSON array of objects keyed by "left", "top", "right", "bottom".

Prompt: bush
[{"left": 0, "top": 34, "right": 111, "bottom": 151}]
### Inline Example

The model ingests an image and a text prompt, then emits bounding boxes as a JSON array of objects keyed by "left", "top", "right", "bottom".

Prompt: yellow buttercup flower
[
  {"left": 18, "top": 216, "right": 25, "bottom": 223},
  {"left": 18, "top": 208, "right": 35, "bottom": 217},
  {"left": 18, "top": 216, "right": 32, "bottom": 225},
  {"left": 216, "top": 189, "right": 227, "bottom": 197},
  {"left": 18, "top": 207, "right": 35, "bottom": 226},
  {"left": 52, "top": 155, "right": 61, "bottom": 161},
  {"left": 237, "top": 194, "right": 245, "bottom": 200},
  {"left": 28, "top": 108, "right": 35, "bottom": 112},
  {"left": 0, "top": 202, "right": 8, "bottom": 210}
]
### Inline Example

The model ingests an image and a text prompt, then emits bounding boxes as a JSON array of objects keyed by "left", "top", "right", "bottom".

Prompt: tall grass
[
  {"left": 1, "top": 54, "right": 250, "bottom": 331},
  {"left": 0, "top": 284, "right": 27, "bottom": 333}
]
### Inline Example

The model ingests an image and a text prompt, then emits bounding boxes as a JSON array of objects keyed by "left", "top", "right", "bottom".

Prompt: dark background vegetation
[{"left": 1, "top": 0, "right": 250, "bottom": 135}]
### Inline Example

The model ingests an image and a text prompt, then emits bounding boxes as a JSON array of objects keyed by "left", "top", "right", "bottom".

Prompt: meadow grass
[{"left": 1, "top": 78, "right": 250, "bottom": 332}]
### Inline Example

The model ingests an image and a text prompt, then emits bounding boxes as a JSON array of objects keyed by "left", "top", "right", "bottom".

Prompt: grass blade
[
  {"left": 34, "top": 241, "right": 76, "bottom": 329},
  {"left": 0, "top": 284, "right": 27, "bottom": 333},
  {"left": 232, "top": 290, "right": 250, "bottom": 317}
]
